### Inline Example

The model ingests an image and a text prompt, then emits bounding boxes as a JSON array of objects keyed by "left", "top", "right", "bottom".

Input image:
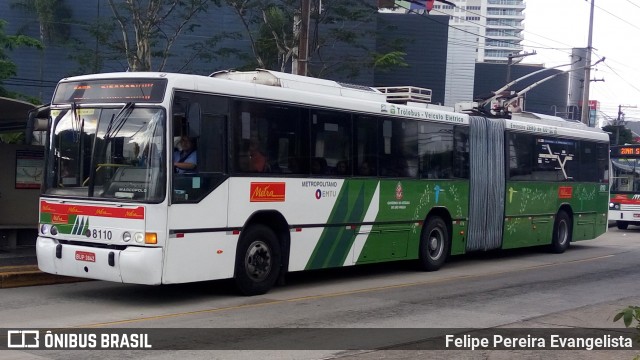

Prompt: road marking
[{"left": 78, "top": 254, "right": 615, "bottom": 328}]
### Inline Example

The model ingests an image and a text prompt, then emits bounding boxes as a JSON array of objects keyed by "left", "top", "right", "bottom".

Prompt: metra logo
[
  {"left": 51, "top": 214, "right": 68, "bottom": 224},
  {"left": 95, "top": 209, "right": 112, "bottom": 216},
  {"left": 125, "top": 210, "right": 143, "bottom": 218},
  {"left": 250, "top": 182, "right": 286, "bottom": 202},
  {"left": 68, "top": 207, "right": 82, "bottom": 214},
  {"left": 558, "top": 186, "right": 573, "bottom": 199}
]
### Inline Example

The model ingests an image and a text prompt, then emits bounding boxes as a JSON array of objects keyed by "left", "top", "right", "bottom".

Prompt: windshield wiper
[{"left": 104, "top": 102, "right": 135, "bottom": 140}]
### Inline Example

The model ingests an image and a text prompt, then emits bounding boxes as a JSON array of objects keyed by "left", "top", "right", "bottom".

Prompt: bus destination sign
[
  {"left": 615, "top": 146, "right": 640, "bottom": 156},
  {"left": 53, "top": 78, "right": 167, "bottom": 104}
]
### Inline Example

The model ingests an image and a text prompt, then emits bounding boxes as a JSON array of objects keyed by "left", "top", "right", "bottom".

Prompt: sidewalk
[{"left": 0, "top": 246, "right": 85, "bottom": 288}]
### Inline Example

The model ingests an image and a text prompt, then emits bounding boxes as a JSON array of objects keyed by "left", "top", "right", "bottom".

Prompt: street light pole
[{"left": 580, "top": 0, "right": 595, "bottom": 125}]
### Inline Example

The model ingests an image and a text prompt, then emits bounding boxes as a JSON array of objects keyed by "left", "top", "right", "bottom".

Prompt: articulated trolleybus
[
  {"left": 609, "top": 144, "right": 640, "bottom": 229},
  {"left": 37, "top": 70, "right": 610, "bottom": 295}
]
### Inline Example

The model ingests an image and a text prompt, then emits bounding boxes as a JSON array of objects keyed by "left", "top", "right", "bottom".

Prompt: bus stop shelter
[
  {"left": 0, "top": 97, "right": 37, "bottom": 133},
  {"left": 0, "top": 97, "right": 40, "bottom": 251}
]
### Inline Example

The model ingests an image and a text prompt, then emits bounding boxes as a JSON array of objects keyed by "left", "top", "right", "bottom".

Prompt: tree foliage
[
  {"left": 602, "top": 124, "right": 635, "bottom": 146},
  {"left": 106, "top": 0, "right": 218, "bottom": 71},
  {"left": 11, "top": 0, "right": 73, "bottom": 46},
  {"left": 613, "top": 306, "right": 640, "bottom": 359},
  {"left": 225, "top": 0, "right": 407, "bottom": 79},
  {"left": 0, "top": 20, "right": 42, "bottom": 98}
]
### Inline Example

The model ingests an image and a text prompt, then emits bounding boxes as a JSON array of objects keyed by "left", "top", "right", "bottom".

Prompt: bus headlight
[
  {"left": 50, "top": 226, "right": 58, "bottom": 235},
  {"left": 40, "top": 224, "right": 50, "bottom": 235},
  {"left": 609, "top": 203, "right": 620, "bottom": 210},
  {"left": 134, "top": 232, "right": 144, "bottom": 243},
  {"left": 122, "top": 231, "right": 132, "bottom": 242}
]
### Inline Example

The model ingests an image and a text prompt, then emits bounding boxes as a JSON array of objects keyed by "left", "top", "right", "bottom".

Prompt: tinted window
[
  {"left": 379, "top": 118, "right": 417, "bottom": 178},
  {"left": 311, "top": 110, "right": 351, "bottom": 176},
  {"left": 232, "top": 100, "right": 307, "bottom": 175},
  {"left": 419, "top": 122, "right": 454, "bottom": 179},
  {"left": 354, "top": 115, "right": 378, "bottom": 176}
]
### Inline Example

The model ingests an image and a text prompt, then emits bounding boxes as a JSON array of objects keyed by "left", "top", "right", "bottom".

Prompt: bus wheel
[
  {"left": 234, "top": 225, "right": 281, "bottom": 296},
  {"left": 617, "top": 221, "right": 629, "bottom": 230},
  {"left": 550, "top": 211, "right": 572, "bottom": 254},
  {"left": 418, "top": 217, "right": 449, "bottom": 271}
]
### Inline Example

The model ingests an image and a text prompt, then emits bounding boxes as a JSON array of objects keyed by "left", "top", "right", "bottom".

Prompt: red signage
[
  {"left": 558, "top": 186, "right": 573, "bottom": 199},
  {"left": 250, "top": 182, "right": 286, "bottom": 202},
  {"left": 40, "top": 201, "right": 145, "bottom": 219}
]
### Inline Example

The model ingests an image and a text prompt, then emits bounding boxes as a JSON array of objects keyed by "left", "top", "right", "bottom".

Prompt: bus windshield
[
  {"left": 611, "top": 158, "right": 640, "bottom": 193},
  {"left": 44, "top": 105, "right": 166, "bottom": 202}
]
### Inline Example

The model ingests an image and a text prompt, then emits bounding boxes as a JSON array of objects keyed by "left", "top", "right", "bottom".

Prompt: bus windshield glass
[
  {"left": 44, "top": 105, "right": 166, "bottom": 202},
  {"left": 611, "top": 158, "right": 640, "bottom": 193}
]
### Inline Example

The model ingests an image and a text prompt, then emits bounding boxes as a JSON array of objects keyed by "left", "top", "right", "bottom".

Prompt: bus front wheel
[
  {"left": 234, "top": 225, "right": 281, "bottom": 296},
  {"left": 550, "top": 210, "right": 572, "bottom": 254},
  {"left": 617, "top": 221, "right": 629, "bottom": 230},
  {"left": 418, "top": 217, "right": 449, "bottom": 271}
]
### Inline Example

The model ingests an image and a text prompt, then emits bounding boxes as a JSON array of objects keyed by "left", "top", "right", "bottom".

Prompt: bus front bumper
[{"left": 36, "top": 237, "right": 163, "bottom": 285}]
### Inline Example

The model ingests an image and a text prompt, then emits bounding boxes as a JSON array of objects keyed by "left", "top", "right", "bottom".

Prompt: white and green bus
[{"left": 36, "top": 70, "right": 610, "bottom": 295}]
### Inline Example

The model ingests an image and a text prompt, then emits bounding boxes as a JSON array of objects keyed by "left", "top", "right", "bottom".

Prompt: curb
[{"left": 0, "top": 265, "right": 88, "bottom": 289}]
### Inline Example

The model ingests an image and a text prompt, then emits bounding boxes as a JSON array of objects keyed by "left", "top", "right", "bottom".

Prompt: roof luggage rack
[{"left": 375, "top": 86, "right": 432, "bottom": 104}]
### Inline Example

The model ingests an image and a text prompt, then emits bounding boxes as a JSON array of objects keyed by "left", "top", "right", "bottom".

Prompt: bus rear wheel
[
  {"left": 550, "top": 210, "right": 572, "bottom": 254},
  {"left": 418, "top": 217, "right": 449, "bottom": 271},
  {"left": 617, "top": 221, "right": 629, "bottom": 230},
  {"left": 234, "top": 225, "right": 281, "bottom": 296}
]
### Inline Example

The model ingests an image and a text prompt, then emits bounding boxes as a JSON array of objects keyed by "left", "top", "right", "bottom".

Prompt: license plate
[
  {"left": 75, "top": 251, "right": 96, "bottom": 262},
  {"left": 634, "top": 214, "right": 640, "bottom": 219}
]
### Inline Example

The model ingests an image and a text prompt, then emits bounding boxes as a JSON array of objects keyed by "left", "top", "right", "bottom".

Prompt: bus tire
[
  {"left": 234, "top": 225, "right": 281, "bottom": 296},
  {"left": 418, "top": 217, "right": 449, "bottom": 271},
  {"left": 617, "top": 221, "right": 629, "bottom": 230},
  {"left": 550, "top": 210, "right": 572, "bottom": 254}
]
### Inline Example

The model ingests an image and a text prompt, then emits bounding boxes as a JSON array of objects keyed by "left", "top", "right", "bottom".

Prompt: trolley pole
[{"left": 506, "top": 51, "right": 536, "bottom": 83}]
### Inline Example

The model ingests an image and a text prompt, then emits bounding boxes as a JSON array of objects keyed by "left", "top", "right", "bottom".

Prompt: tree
[
  {"left": 11, "top": 0, "right": 73, "bottom": 45},
  {"left": 11, "top": 0, "right": 73, "bottom": 100},
  {"left": 0, "top": 20, "right": 42, "bottom": 98},
  {"left": 602, "top": 124, "right": 635, "bottom": 146},
  {"left": 225, "top": 0, "right": 407, "bottom": 79},
  {"left": 106, "top": 0, "right": 217, "bottom": 71}
]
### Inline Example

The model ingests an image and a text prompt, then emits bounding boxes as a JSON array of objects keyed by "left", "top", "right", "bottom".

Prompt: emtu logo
[{"left": 7, "top": 330, "right": 39, "bottom": 348}]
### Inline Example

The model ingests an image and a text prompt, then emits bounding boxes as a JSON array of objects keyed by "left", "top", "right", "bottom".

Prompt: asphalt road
[{"left": 2, "top": 227, "right": 640, "bottom": 360}]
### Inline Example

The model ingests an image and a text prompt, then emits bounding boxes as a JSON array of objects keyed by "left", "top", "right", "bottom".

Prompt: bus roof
[{"left": 56, "top": 71, "right": 609, "bottom": 142}]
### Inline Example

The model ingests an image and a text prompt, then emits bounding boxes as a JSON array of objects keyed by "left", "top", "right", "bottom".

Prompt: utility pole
[
  {"left": 616, "top": 104, "right": 637, "bottom": 145},
  {"left": 295, "top": 0, "right": 311, "bottom": 76},
  {"left": 506, "top": 50, "right": 536, "bottom": 83},
  {"left": 581, "top": 0, "right": 595, "bottom": 125}
]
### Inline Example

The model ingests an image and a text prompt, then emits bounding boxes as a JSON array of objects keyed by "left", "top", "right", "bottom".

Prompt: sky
[{"left": 521, "top": 0, "right": 640, "bottom": 122}]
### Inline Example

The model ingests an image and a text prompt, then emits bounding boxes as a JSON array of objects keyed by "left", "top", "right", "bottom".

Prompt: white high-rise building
[{"left": 387, "top": 0, "right": 526, "bottom": 63}]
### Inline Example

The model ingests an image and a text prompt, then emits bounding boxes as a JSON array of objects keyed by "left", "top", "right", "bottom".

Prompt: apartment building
[{"left": 393, "top": 0, "right": 526, "bottom": 63}]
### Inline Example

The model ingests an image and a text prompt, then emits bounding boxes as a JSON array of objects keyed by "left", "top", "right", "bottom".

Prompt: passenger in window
[
  {"left": 359, "top": 161, "right": 373, "bottom": 176},
  {"left": 174, "top": 136, "right": 197, "bottom": 173},
  {"left": 249, "top": 139, "right": 268, "bottom": 172},
  {"left": 287, "top": 157, "right": 301, "bottom": 173},
  {"left": 311, "top": 157, "right": 327, "bottom": 174},
  {"left": 336, "top": 160, "right": 349, "bottom": 176}
]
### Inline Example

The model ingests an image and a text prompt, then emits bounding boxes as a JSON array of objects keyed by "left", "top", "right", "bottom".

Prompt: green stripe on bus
[{"left": 306, "top": 180, "right": 377, "bottom": 269}]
